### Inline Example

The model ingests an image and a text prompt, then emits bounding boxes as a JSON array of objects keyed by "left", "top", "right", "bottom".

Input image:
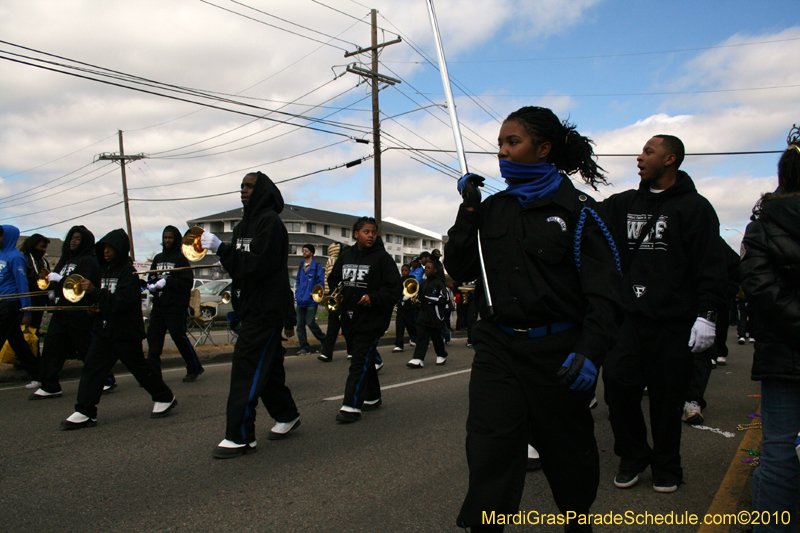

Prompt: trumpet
[
  {"left": 220, "top": 291, "right": 232, "bottom": 305},
  {"left": 182, "top": 226, "right": 206, "bottom": 262},
  {"left": 311, "top": 282, "right": 344, "bottom": 311},
  {"left": 403, "top": 277, "right": 421, "bottom": 307}
]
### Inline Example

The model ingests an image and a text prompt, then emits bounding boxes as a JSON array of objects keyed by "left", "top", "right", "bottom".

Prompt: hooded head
[
  {"left": 161, "top": 225, "right": 183, "bottom": 254},
  {"left": 242, "top": 171, "right": 284, "bottom": 217},
  {"left": 61, "top": 226, "right": 96, "bottom": 259},
  {"left": 96, "top": 229, "right": 131, "bottom": 268},
  {"left": 0, "top": 225, "right": 20, "bottom": 253}
]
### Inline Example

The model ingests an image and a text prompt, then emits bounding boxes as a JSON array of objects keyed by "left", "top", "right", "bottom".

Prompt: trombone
[
  {"left": 311, "top": 282, "right": 343, "bottom": 311},
  {"left": 137, "top": 265, "right": 214, "bottom": 275},
  {"left": 22, "top": 306, "right": 98, "bottom": 312},
  {"left": 0, "top": 269, "right": 54, "bottom": 300},
  {"left": 7, "top": 274, "right": 88, "bottom": 305},
  {"left": 403, "top": 277, "right": 421, "bottom": 307}
]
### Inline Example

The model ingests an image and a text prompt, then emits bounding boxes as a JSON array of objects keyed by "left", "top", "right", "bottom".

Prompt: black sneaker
[
  {"left": 614, "top": 471, "right": 640, "bottom": 488},
  {"left": 335, "top": 411, "right": 361, "bottom": 423},
  {"left": 102, "top": 382, "right": 117, "bottom": 395},
  {"left": 183, "top": 368, "right": 205, "bottom": 382},
  {"left": 652, "top": 478, "right": 679, "bottom": 493},
  {"left": 362, "top": 399, "right": 382, "bottom": 411},
  {"left": 527, "top": 457, "right": 542, "bottom": 471},
  {"left": 296, "top": 348, "right": 310, "bottom": 356},
  {"left": 317, "top": 354, "right": 332, "bottom": 362}
]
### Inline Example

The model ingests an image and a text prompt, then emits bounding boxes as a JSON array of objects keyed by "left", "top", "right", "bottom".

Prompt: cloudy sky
[{"left": 1, "top": 0, "right": 798, "bottom": 259}]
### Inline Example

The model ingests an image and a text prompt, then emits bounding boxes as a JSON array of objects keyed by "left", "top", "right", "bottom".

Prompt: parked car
[
  {"left": 197, "top": 279, "right": 232, "bottom": 320},
  {"left": 193, "top": 278, "right": 212, "bottom": 290}
]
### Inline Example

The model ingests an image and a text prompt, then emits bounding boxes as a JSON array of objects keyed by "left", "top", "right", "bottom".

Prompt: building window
[
  {"left": 321, "top": 245, "right": 329, "bottom": 256},
  {"left": 386, "top": 234, "right": 392, "bottom": 243},
  {"left": 197, "top": 223, "right": 204, "bottom": 229},
  {"left": 394, "top": 255, "right": 401, "bottom": 263},
  {"left": 306, "top": 223, "right": 316, "bottom": 233},
  {"left": 324, "top": 225, "right": 330, "bottom": 235},
  {"left": 285, "top": 222, "right": 301, "bottom": 232},
  {"left": 422, "top": 239, "right": 427, "bottom": 248},
  {"left": 342, "top": 228, "right": 350, "bottom": 238},
  {"left": 289, "top": 245, "right": 298, "bottom": 255}
]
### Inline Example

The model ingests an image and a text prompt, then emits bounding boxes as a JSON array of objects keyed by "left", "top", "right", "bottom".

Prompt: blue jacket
[
  {"left": 0, "top": 225, "right": 32, "bottom": 314},
  {"left": 410, "top": 266, "right": 424, "bottom": 283},
  {"left": 295, "top": 258, "right": 325, "bottom": 307}
]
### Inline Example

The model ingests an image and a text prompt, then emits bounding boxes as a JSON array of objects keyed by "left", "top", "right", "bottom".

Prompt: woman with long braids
[
  {"left": 740, "top": 125, "right": 800, "bottom": 532},
  {"left": 445, "top": 106, "right": 624, "bottom": 533}
]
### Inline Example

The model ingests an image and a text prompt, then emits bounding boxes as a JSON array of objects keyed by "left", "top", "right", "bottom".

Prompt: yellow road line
[{"left": 697, "top": 407, "right": 762, "bottom": 533}]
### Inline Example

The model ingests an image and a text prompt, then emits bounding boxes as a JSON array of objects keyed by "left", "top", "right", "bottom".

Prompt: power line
[
  {"left": 0, "top": 192, "right": 118, "bottom": 221},
  {"left": 0, "top": 164, "right": 117, "bottom": 208},
  {"left": 0, "top": 134, "right": 117, "bottom": 181},
  {"left": 0, "top": 41, "right": 372, "bottom": 136},
  {"left": 384, "top": 36, "right": 800, "bottom": 64},
  {"left": 392, "top": 84, "right": 800, "bottom": 99},
  {"left": 22, "top": 201, "right": 124, "bottom": 232},
  {"left": 226, "top": 0, "right": 359, "bottom": 48},
  {"left": 197, "top": 0, "right": 350, "bottom": 51}
]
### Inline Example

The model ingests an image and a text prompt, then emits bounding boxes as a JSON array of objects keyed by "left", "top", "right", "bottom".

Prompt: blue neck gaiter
[{"left": 500, "top": 160, "right": 563, "bottom": 207}]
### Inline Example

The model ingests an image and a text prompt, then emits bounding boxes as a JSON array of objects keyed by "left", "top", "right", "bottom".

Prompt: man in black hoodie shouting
[
  {"left": 201, "top": 172, "right": 301, "bottom": 458},
  {"left": 146, "top": 225, "right": 204, "bottom": 382},
  {"left": 60, "top": 229, "right": 176, "bottom": 430},
  {"left": 600, "top": 135, "right": 726, "bottom": 494}
]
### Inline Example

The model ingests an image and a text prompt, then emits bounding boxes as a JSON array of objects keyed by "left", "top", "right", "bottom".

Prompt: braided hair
[{"left": 504, "top": 106, "right": 607, "bottom": 189}]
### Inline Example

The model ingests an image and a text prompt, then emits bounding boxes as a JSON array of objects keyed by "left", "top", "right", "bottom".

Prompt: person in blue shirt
[
  {"left": 409, "top": 257, "right": 423, "bottom": 283},
  {"left": 0, "top": 225, "right": 38, "bottom": 379},
  {"left": 294, "top": 244, "right": 326, "bottom": 355}
]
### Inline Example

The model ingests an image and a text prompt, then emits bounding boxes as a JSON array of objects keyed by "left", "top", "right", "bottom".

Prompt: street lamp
[{"left": 725, "top": 227, "right": 743, "bottom": 236}]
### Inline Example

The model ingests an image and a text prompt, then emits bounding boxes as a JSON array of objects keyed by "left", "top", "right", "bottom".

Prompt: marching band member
[
  {"left": 60, "top": 229, "right": 176, "bottom": 430},
  {"left": 205, "top": 172, "right": 301, "bottom": 458},
  {"left": 445, "top": 106, "right": 624, "bottom": 532}
]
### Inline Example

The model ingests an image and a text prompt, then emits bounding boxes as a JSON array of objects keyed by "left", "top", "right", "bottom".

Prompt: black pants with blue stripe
[
  {"left": 147, "top": 307, "right": 203, "bottom": 377},
  {"left": 225, "top": 321, "right": 299, "bottom": 444},
  {"left": 342, "top": 333, "right": 382, "bottom": 410}
]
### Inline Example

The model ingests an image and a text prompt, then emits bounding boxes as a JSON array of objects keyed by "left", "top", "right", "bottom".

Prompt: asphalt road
[{"left": 0, "top": 329, "right": 762, "bottom": 532}]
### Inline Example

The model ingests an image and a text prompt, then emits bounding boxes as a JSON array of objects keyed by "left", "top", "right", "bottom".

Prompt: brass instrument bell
[
  {"left": 182, "top": 227, "right": 206, "bottom": 262},
  {"left": 311, "top": 282, "right": 343, "bottom": 311},
  {"left": 220, "top": 291, "right": 232, "bottom": 305},
  {"left": 37, "top": 269, "right": 51, "bottom": 290},
  {"left": 63, "top": 274, "right": 86, "bottom": 303},
  {"left": 403, "top": 277, "right": 421, "bottom": 307},
  {"left": 311, "top": 284, "right": 326, "bottom": 303}
]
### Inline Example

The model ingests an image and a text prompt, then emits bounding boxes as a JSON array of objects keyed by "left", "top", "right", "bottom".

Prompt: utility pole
[
  {"left": 95, "top": 130, "right": 146, "bottom": 261},
  {"left": 345, "top": 9, "right": 401, "bottom": 235}
]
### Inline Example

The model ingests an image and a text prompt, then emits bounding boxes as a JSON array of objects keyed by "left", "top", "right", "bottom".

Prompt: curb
[{"left": 0, "top": 331, "right": 467, "bottom": 385}]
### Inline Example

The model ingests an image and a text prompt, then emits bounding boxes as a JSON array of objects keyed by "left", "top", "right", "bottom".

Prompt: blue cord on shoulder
[{"left": 573, "top": 205, "right": 622, "bottom": 275}]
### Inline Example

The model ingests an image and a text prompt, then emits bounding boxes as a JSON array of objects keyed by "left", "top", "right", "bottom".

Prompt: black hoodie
[
  {"left": 601, "top": 170, "right": 727, "bottom": 321},
  {"left": 88, "top": 229, "right": 146, "bottom": 340},
  {"left": 327, "top": 237, "right": 402, "bottom": 337},
  {"left": 216, "top": 172, "right": 291, "bottom": 325},
  {"left": 147, "top": 225, "right": 193, "bottom": 311},
  {"left": 51, "top": 226, "right": 101, "bottom": 330}
]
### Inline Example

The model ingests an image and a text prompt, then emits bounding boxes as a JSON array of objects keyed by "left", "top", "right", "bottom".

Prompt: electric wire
[
  {"left": 197, "top": 0, "right": 350, "bottom": 52},
  {"left": 0, "top": 134, "right": 116, "bottom": 181},
  {"left": 0, "top": 163, "right": 116, "bottom": 207},
  {"left": 22, "top": 201, "right": 124, "bottom": 233},
  {"left": 0, "top": 192, "right": 118, "bottom": 221}
]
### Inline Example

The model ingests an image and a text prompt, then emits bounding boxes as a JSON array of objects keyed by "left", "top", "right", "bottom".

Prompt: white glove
[
  {"left": 147, "top": 284, "right": 158, "bottom": 294},
  {"left": 47, "top": 272, "right": 63, "bottom": 283},
  {"left": 154, "top": 278, "right": 167, "bottom": 290},
  {"left": 200, "top": 232, "right": 222, "bottom": 253},
  {"left": 688, "top": 317, "right": 716, "bottom": 353}
]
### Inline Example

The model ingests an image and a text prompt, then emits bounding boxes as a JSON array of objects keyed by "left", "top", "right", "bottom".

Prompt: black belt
[{"left": 497, "top": 321, "right": 576, "bottom": 339}]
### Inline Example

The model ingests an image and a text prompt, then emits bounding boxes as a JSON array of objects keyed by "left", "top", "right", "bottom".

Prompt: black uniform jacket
[
  {"left": 600, "top": 171, "right": 727, "bottom": 321},
  {"left": 444, "top": 177, "right": 624, "bottom": 365},
  {"left": 418, "top": 274, "right": 448, "bottom": 328},
  {"left": 740, "top": 193, "right": 800, "bottom": 381},
  {"left": 88, "top": 229, "right": 146, "bottom": 341},
  {"left": 327, "top": 237, "right": 402, "bottom": 337},
  {"left": 148, "top": 225, "right": 193, "bottom": 312},
  {"left": 216, "top": 174, "right": 291, "bottom": 327},
  {"left": 50, "top": 225, "right": 101, "bottom": 330}
]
